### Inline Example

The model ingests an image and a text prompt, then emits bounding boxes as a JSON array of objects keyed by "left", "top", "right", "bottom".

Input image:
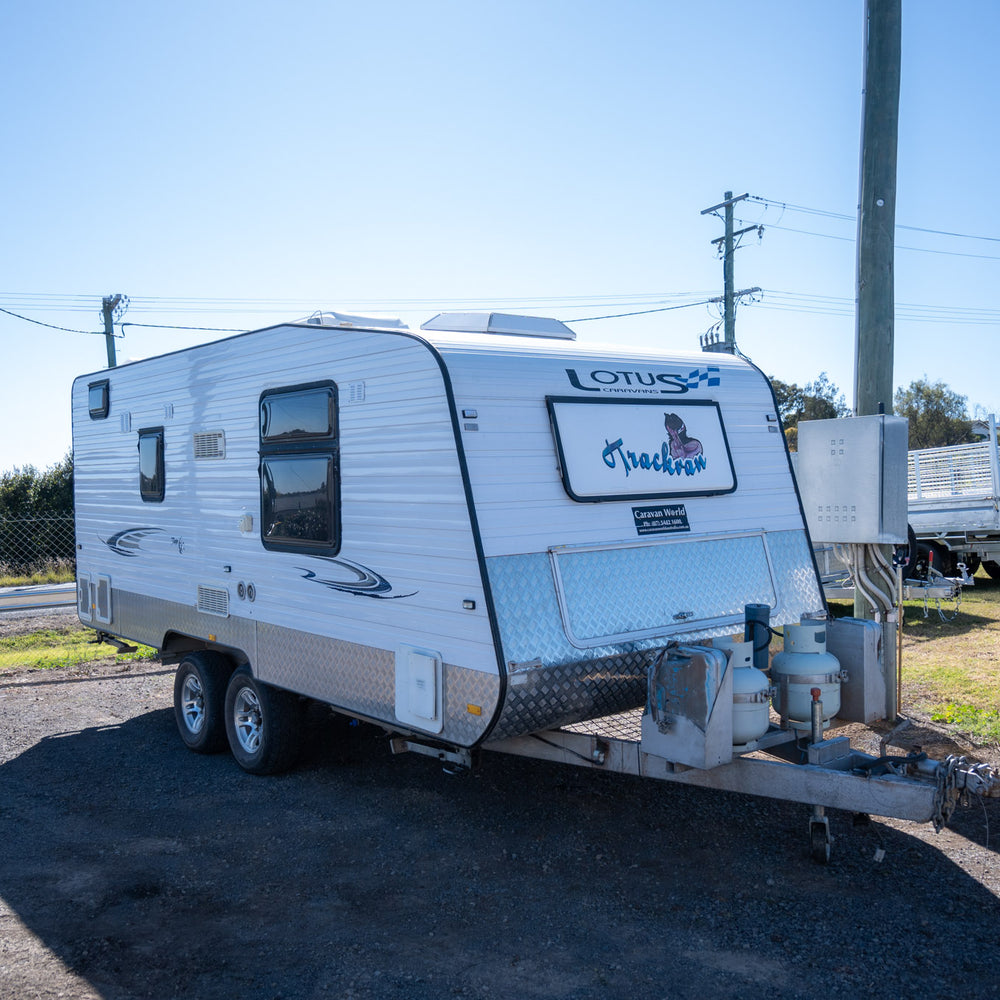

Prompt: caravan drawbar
[{"left": 72, "top": 311, "right": 998, "bottom": 860}]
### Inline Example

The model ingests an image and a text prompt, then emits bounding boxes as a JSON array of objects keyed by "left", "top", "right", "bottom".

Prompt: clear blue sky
[{"left": 2, "top": 0, "right": 998, "bottom": 472}]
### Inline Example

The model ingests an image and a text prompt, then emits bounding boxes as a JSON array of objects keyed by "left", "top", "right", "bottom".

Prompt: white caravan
[{"left": 72, "top": 311, "right": 997, "bottom": 860}]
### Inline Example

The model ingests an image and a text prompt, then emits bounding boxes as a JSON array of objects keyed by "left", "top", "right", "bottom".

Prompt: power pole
[
  {"left": 853, "top": 0, "right": 902, "bottom": 713},
  {"left": 101, "top": 294, "right": 125, "bottom": 368},
  {"left": 854, "top": 0, "right": 901, "bottom": 416},
  {"left": 701, "top": 191, "right": 757, "bottom": 353}
]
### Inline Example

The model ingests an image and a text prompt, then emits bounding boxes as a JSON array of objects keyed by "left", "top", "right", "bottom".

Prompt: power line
[
  {"left": 748, "top": 194, "right": 1000, "bottom": 244},
  {"left": 0, "top": 305, "right": 100, "bottom": 335},
  {"left": 569, "top": 298, "right": 715, "bottom": 322},
  {"left": 745, "top": 221, "right": 1000, "bottom": 261}
]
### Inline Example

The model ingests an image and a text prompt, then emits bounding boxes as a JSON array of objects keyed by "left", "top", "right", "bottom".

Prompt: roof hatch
[
  {"left": 303, "top": 311, "right": 407, "bottom": 330},
  {"left": 420, "top": 312, "right": 576, "bottom": 340}
]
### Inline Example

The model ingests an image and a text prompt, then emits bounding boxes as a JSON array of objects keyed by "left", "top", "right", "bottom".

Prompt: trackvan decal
[
  {"left": 602, "top": 412, "right": 708, "bottom": 480},
  {"left": 546, "top": 396, "right": 737, "bottom": 502}
]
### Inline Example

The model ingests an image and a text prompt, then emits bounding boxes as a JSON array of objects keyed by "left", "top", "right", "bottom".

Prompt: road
[{"left": 0, "top": 582, "right": 75, "bottom": 612}]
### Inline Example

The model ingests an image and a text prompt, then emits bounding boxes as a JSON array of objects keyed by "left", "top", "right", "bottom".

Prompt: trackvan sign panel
[{"left": 547, "top": 396, "right": 737, "bottom": 503}]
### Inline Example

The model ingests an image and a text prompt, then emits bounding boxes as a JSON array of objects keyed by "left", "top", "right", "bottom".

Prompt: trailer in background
[{"left": 908, "top": 414, "right": 1000, "bottom": 580}]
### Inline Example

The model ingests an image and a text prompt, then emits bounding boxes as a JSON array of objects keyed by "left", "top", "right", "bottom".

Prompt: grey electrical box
[{"left": 795, "top": 415, "right": 909, "bottom": 545}]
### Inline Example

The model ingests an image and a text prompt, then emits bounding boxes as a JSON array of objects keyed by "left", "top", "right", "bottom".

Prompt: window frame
[
  {"left": 138, "top": 426, "right": 166, "bottom": 503},
  {"left": 258, "top": 381, "right": 340, "bottom": 555},
  {"left": 88, "top": 380, "right": 110, "bottom": 419}
]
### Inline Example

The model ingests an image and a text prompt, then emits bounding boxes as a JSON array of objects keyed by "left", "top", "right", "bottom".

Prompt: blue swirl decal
[
  {"left": 101, "top": 527, "right": 164, "bottom": 557},
  {"left": 299, "top": 558, "right": 416, "bottom": 600}
]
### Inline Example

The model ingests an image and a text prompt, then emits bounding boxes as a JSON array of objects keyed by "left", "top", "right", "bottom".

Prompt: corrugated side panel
[{"left": 71, "top": 326, "right": 498, "bottom": 690}]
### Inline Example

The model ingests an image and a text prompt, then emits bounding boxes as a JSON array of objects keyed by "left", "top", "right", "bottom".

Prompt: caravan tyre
[
  {"left": 983, "top": 560, "right": 1000, "bottom": 581},
  {"left": 174, "top": 651, "right": 232, "bottom": 753},
  {"left": 224, "top": 666, "right": 303, "bottom": 775}
]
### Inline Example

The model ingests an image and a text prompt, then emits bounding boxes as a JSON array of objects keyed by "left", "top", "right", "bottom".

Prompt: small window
[
  {"left": 259, "top": 382, "right": 339, "bottom": 554},
  {"left": 138, "top": 427, "right": 165, "bottom": 502},
  {"left": 88, "top": 380, "right": 110, "bottom": 419},
  {"left": 260, "top": 385, "right": 335, "bottom": 443}
]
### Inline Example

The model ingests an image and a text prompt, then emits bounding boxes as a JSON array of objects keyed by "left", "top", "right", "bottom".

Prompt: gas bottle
[
  {"left": 771, "top": 620, "right": 845, "bottom": 724},
  {"left": 713, "top": 635, "right": 772, "bottom": 745}
]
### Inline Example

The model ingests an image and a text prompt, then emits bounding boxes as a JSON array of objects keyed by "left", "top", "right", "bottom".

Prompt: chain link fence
[{"left": 0, "top": 516, "right": 76, "bottom": 576}]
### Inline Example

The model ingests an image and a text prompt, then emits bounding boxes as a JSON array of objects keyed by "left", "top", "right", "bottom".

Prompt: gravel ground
[{"left": 0, "top": 612, "right": 998, "bottom": 1000}]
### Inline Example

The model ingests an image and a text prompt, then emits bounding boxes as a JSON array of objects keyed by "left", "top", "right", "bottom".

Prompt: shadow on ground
[{"left": 1, "top": 705, "right": 998, "bottom": 1000}]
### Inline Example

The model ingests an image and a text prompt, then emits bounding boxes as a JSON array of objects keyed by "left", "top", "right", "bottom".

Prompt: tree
[
  {"left": 770, "top": 372, "right": 850, "bottom": 450},
  {"left": 0, "top": 453, "right": 74, "bottom": 519},
  {"left": 894, "top": 378, "right": 973, "bottom": 450}
]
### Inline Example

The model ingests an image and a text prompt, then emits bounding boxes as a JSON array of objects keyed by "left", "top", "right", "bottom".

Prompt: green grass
[
  {"left": 828, "top": 568, "right": 1000, "bottom": 747},
  {"left": 0, "top": 558, "right": 76, "bottom": 587},
  {"left": 0, "top": 627, "right": 157, "bottom": 672}
]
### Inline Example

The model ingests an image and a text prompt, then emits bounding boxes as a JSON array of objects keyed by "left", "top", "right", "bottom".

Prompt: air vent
[
  {"left": 347, "top": 382, "right": 366, "bottom": 403},
  {"left": 197, "top": 585, "right": 230, "bottom": 617},
  {"left": 194, "top": 431, "right": 226, "bottom": 460}
]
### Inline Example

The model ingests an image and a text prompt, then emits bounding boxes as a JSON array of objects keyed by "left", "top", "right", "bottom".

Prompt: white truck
[
  {"left": 908, "top": 415, "right": 1000, "bottom": 580},
  {"left": 71, "top": 310, "right": 998, "bottom": 860}
]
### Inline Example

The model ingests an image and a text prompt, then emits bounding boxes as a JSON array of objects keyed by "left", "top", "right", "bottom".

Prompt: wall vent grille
[
  {"left": 194, "top": 431, "right": 226, "bottom": 460},
  {"left": 197, "top": 585, "right": 230, "bottom": 617}
]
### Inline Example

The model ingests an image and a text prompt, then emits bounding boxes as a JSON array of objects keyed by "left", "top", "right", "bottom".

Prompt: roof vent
[
  {"left": 303, "top": 311, "right": 407, "bottom": 330},
  {"left": 420, "top": 312, "right": 576, "bottom": 340}
]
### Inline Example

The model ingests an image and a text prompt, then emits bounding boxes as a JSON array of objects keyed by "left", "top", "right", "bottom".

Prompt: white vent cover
[
  {"left": 420, "top": 312, "right": 576, "bottom": 340},
  {"left": 95, "top": 575, "right": 113, "bottom": 624},
  {"left": 77, "top": 574, "right": 93, "bottom": 621},
  {"left": 197, "top": 585, "right": 230, "bottom": 617},
  {"left": 194, "top": 431, "right": 226, "bottom": 459}
]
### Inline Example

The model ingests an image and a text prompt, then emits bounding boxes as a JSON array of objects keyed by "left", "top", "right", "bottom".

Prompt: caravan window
[
  {"left": 88, "top": 380, "right": 110, "bottom": 419},
  {"left": 261, "top": 456, "right": 336, "bottom": 549},
  {"left": 259, "top": 382, "right": 339, "bottom": 554},
  {"left": 261, "top": 386, "right": 336, "bottom": 443},
  {"left": 138, "top": 427, "right": 165, "bottom": 502}
]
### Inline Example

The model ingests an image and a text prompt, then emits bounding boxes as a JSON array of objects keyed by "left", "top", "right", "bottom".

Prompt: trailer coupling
[{"left": 918, "top": 754, "right": 1000, "bottom": 831}]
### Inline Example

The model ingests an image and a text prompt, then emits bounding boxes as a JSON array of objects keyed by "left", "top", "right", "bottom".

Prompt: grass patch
[
  {"left": 0, "top": 557, "right": 76, "bottom": 587},
  {"left": 0, "top": 626, "right": 157, "bottom": 672},
  {"left": 828, "top": 569, "right": 1000, "bottom": 747},
  {"left": 930, "top": 703, "right": 1000, "bottom": 744}
]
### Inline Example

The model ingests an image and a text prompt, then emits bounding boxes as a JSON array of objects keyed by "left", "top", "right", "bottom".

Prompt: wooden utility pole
[
  {"left": 853, "top": 0, "right": 902, "bottom": 715},
  {"left": 854, "top": 0, "right": 901, "bottom": 416},
  {"left": 701, "top": 191, "right": 756, "bottom": 354},
  {"left": 102, "top": 294, "right": 123, "bottom": 368}
]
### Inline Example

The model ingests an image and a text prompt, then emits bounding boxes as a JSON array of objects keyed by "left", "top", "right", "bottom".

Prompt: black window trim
[
  {"left": 138, "top": 426, "right": 165, "bottom": 503},
  {"left": 88, "top": 379, "right": 110, "bottom": 419},
  {"left": 259, "top": 380, "right": 340, "bottom": 555}
]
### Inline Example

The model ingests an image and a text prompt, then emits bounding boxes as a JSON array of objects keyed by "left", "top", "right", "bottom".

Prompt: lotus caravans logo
[
  {"left": 564, "top": 366, "right": 720, "bottom": 395},
  {"left": 602, "top": 412, "right": 708, "bottom": 479}
]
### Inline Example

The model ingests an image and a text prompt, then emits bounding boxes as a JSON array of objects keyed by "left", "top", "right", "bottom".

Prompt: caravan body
[{"left": 72, "top": 312, "right": 823, "bottom": 750}]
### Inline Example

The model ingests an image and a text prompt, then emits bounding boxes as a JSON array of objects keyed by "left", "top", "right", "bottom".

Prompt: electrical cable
[
  {"left": 0, "top": 305, "right": 100, "bottom": 335},
  {"left": 569, "top": 298, "right": 715, "bottom": 322},
  {"left": 749, "top": 194, "right": 1000, "bottom": 244},
  {"left": 121, "top": 322, "right": 249, "bottom": 333}
]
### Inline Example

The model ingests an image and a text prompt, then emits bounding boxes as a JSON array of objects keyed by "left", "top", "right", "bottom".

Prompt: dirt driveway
[{"left": 1, "top": 648, "right": 998, "bottom": 1000}]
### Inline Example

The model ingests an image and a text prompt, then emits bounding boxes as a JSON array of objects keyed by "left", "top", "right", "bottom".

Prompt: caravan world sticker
[{"left": 548, "top": 398, "right": 736, "bottom": 501}]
